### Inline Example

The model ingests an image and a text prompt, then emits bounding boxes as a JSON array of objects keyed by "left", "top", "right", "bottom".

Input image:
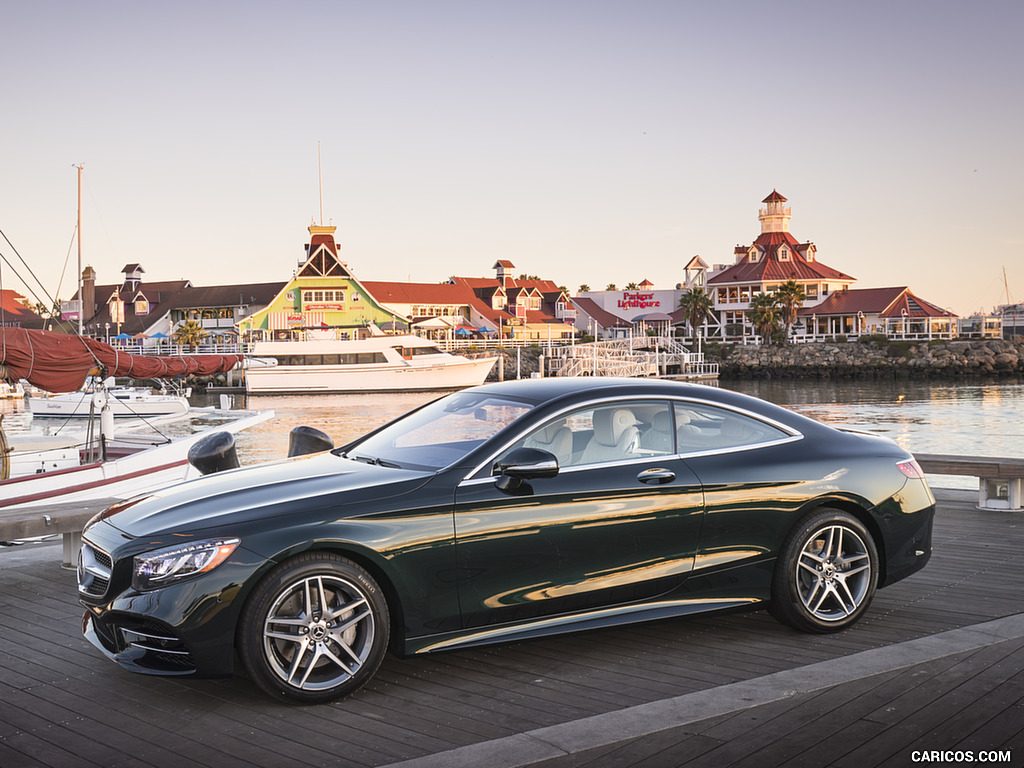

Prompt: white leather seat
[
  {"left": 640, "top": 410, "right": 674, "bottom": 453},
  {"left": 580, "top": 409, "right": 639, "bottom": 464},
  {"left": 524, "top": 421, "right": 573, "bottom": 466}
]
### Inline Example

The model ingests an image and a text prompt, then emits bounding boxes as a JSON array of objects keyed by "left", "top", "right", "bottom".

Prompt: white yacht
[{"left": 245, "top": 335, "right": 497, "bottom": 394}]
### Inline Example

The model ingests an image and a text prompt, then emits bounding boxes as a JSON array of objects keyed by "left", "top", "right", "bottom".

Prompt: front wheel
[
  {"left": 238, "top": 553, "right": 390, "bottom": 703},
  {"left": 770, "top": 509, "right": 878, "bottom": 633}
]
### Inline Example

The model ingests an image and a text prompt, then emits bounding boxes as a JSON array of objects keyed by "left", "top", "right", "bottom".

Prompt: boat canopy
[{"left": 0, "top": 328, "right": 244, "bottom": 393}]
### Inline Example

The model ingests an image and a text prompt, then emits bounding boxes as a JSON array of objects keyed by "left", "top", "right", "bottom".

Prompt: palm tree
[
  {"left": 578, "top": 284, "right": 591, "bottom": 294},
  {"left": 773, "top": 279, "right": 807, "bottom": 342},
  {"left": 606, "top": 283, "right": 618, "bottom": 291},
  {"left": 677, "top": 287, "right": 714, "bottom": 342},
  {"left": 173, "top": 319, "right": 207, "bottom": 351},
  {"left": 625, "top": 282, "right": 639, "bottom": 290},
  {"left": 747, "top": 292, "right": 780, "bottom": 345}
]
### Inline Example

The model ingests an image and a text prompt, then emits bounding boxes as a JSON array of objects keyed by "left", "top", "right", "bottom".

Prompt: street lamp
[
  {"left": 901, "top": 308, "right": 908, "bottom": 338},
  {"left": 104, "top": 322, "right": 110, "bottom": 343}
]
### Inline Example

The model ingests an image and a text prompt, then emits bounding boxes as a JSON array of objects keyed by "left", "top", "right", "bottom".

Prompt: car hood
[{"left": 96, "top": 451, "right": 434, "bottom": 538}]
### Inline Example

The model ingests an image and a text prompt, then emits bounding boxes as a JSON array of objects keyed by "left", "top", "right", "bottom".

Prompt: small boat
[
  {"left": 27, "top": 378, "right": 190, "bottom": 419},
  {"left": 244, "top": 334, "right": 497, "bottom": 394},
  {"left": 1, "top": 327, "right": 268, "bottom": 511},
  {"left": 0, "top": 409, "right": 273, "bottom": 510}
]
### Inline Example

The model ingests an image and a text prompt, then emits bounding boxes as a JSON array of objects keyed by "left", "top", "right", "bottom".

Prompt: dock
[{"left": 0, "top": 488, "right": 1020, "bottom": 767}]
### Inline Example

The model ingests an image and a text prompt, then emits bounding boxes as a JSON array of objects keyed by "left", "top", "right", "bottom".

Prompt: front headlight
[{"left": 133, "top": 538, "right": 240, "bottom": 591}]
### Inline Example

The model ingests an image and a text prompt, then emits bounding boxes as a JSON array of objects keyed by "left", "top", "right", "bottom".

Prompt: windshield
[{"left": 344, "top": 391, "right": 534, "bottom": 470}]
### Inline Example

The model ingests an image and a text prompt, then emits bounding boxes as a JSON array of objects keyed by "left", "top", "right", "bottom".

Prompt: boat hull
[
  {"left": 26, "top": 394, "right": 190, "bottom": 418},
  {"left": 244, "top": 356, "right": 497, "bottom": 394},
  {"left": 1, "top": 411, "right": 274, "bottom": 510}
]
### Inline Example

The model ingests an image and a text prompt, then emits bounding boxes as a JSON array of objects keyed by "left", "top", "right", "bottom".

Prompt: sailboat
[
  {"left": 0, "top": 166, "right": 272, "bottom": 513},
  {"left": 0, "top": 326, "right": 271, "bottom": 510}
]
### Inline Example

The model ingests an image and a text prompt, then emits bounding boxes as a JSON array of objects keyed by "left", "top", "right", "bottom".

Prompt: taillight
[{"left": 897, "top": 459, "right": 925, "bottom": 479}]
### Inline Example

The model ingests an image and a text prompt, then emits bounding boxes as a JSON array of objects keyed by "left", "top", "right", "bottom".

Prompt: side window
[
  {"left": 674, "top": 402, "right": 789, "bottom": 452},
  {"left": 501, "top": 401, "right": 673, "bottom": 470}
]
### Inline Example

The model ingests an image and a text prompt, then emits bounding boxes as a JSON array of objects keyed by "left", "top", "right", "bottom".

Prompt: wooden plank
[
  {"left": 916, "top": 452, "right": 1024, "bottom": 479},
  {"left": 0, "top": 497, "right": 118, "bottom": 541}
]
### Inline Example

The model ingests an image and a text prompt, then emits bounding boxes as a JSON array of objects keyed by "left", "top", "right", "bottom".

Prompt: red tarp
[{"left": 0, "top": 328, "right": 244, "bottom": 393}]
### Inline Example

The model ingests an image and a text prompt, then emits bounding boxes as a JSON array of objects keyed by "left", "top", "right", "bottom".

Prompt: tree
[
  {"left": 677, "top": 287, "right": 714, "bottom": 340},
  {"left": 606, "top": 283, "right": 618, "bottom": 291},
  {"left": 773, "top": 279, "right": 807, "bottom": 342},
  {"left": 173, "top": 319, "right": 207, "bottom": 351},
  {"left": 578, "top": 284, "right": 591, "bottom": 294},
  {"left": 625, "top": 282, "right": 639, "bottom": 290},
  {"left": 747, "top": 292, "right": 780, "bottom": 345}
]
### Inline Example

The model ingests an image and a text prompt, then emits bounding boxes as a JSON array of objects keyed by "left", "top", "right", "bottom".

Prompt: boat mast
[
  {"left": 75, "top": 163, "right": 83, "bottom": 335},
  {"left": 317, "top": 141, "right": 324, "bottom": 226}
]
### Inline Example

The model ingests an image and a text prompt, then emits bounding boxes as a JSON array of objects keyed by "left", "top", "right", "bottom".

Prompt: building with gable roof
[
  {"left": 446, "top": 262, "right": 576, "bottom": 340},
  {"left": 704, "top": 190, "right": 856, "bottom": 338},
  {"left": 237, "top": 225, "right": 404, "bottom": 341},
  {"left": 694, "top": 191, "right": 955, "bottom": 340},
  {"left": 796, "top": 286, "right": 956, "bottom": 339},
  {"left": 67, "top": 263, "right": 282, "bottom": 346},
  {"left": 0, "top": 289, "right": 46, "bottom": 330}
]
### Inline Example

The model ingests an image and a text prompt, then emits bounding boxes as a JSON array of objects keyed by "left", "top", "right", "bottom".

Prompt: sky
[{"left": 1, "top": 0, "right": 1022, "bottom": 318}]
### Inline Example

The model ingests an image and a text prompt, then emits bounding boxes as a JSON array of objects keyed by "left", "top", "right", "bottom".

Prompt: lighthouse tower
[{"left": 758, "top": 189, "right": 791, "bottom": 234}]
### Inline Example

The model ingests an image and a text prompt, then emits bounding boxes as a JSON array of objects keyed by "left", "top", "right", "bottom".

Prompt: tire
[
  {"left": 770, "top": 508, "right": 878, "bottom": 633},
  {"left": 237, "top": 553, "right": 390, "bottom": 703}
]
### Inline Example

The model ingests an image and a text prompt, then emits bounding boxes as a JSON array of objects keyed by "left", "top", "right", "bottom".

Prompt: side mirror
[{"left": 493, "top": 447, "right": 559, "bottom": 492}]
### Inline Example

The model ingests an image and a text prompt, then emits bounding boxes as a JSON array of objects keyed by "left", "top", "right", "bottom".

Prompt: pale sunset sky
[{"left": 1, "top": 0, "right": 1021, "bottom": 317}]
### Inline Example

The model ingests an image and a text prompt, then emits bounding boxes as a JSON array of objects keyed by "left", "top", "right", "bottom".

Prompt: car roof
[{"left": 468, "top": 377, "right": 829, "bottom": 434}]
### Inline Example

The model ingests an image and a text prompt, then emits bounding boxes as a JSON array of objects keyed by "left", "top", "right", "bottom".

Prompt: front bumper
[{"left": 78, "top": 533, "right": 266, "bottom": 678}]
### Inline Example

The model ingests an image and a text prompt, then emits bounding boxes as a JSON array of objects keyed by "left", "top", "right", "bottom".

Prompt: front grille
[{"left": 78, "top": 542, "right": 113, "bottom": 598}]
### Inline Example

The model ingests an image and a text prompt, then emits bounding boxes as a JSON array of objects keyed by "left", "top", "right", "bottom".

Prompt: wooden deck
[{"left": 0, "top": 489, "right": 1021, "bottom": 767}]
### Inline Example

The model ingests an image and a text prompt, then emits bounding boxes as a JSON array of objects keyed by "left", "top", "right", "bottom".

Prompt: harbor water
[
  {"left": 4, "top": 379, "right": 1022, "bottom": 490},
  {"left": 207, "top": 378, "right": 1023, "bottom": 490}
]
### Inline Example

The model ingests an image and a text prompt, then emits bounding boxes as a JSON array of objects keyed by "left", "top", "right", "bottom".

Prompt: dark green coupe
[{"left": 79, "top": 378, "right": 935, "bottom": 703}]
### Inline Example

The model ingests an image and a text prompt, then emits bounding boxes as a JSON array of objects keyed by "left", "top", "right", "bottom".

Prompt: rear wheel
[
  {"left": 238, "top": 553, "right": 389, "bottom": 703},
  {"left": 770, "top": 508, "right": 878, "bottom": 633}
]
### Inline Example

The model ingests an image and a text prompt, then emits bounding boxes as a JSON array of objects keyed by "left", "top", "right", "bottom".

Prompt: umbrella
[
  {"left": 150, "top": 332, "right": 168, "bottom": 338},
  {"left": 112, "top": 333, "right": 133, "bottom": 339}
]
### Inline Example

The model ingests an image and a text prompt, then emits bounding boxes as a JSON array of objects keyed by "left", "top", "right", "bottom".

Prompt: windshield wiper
[{"left": 346, "top": 453, "right": 402, "bottom": 469}]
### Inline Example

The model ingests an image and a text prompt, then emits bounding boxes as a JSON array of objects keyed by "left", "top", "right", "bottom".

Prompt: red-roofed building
[
  {"left": 705, "top": 191, "right": 855, "bottom": 338},
  {"left": 798, "top": 287, "right": 955, "bottom": 338},
  {"left": 446, "top": 262, "right": 576, "bottom": 340},
  {"left": 0, "top": 289, "right": 46, "bottom": 330},
  {"left": 700, "top": 191, "right": 955, "bottom": 340}
]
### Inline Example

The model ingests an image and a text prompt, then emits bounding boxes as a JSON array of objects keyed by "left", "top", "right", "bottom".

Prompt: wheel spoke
[{"left": 286, "top": 638, "right": 312, "bottom": 685}]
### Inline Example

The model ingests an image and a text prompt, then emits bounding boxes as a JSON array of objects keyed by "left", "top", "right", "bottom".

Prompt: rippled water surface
[{"left": 5, "top": 379, "right": 1021, "bottom": 489}]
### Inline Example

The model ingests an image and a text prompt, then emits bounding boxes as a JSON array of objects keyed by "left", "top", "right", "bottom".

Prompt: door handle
[{"left": 637, "top": 468, "right": 675, "bottom": 485}]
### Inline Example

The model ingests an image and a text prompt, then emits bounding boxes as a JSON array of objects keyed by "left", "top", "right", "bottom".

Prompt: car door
[
  {"left": 673, "top": 400, "right": 807, "bottom": 574},
  {"left": 452, "top": 399, "right": 705, "bottom": 629}
]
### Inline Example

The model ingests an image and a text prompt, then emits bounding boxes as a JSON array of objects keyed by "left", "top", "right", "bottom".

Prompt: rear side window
[{"left": 674, "top": 402, "right": 789, "bottom": 453}]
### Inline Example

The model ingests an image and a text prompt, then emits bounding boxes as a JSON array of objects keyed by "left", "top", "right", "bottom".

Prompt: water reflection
[
  {"left": 725, "top": 380, "right": 1024, "bottom": 459},
  {"left": 6, "top": 380, "right": 1021, "bottom": 488}
]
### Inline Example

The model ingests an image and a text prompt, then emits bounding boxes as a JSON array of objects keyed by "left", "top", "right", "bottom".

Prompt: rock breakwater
[{"left": 708, "top": 338, "right": 1024, "bottom": 380}]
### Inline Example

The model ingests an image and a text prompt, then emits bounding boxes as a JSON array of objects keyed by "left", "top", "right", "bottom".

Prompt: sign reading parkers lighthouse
[{"left": 618, "top": 292, "right": 662, "bottom": 310}]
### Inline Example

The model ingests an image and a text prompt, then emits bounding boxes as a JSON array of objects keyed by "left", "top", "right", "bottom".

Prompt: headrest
[
  {"left": 652, "top": 411, "right": 672, "bottom": 432},
  {"left": 533, "top": 421, "right": 565, "bottom": 445},
  {"left": 593, "top": 409, "right": 637, "bottom": 446}
]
